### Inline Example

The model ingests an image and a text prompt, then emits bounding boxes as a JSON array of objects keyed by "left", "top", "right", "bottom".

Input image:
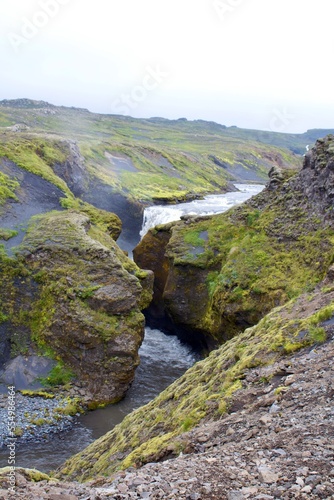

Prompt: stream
[
  {"left": 1, "top": 183, "right": 264, "bottom": 473},
  {"left": 11, "top": 328, "right": 199, "bottom": 472}
]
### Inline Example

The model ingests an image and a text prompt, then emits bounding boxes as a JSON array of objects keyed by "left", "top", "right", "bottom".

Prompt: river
[{"left": 2, "top": 183, "right": 264, "bottom": 472}]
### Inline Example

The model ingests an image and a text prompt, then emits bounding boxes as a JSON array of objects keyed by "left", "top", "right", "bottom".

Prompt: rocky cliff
[
  {"left": 134, "top": 136, "right": 334, "bottom": 348},
  {"left": 57, "top": 259, "right": 334, "bottom": 484}
]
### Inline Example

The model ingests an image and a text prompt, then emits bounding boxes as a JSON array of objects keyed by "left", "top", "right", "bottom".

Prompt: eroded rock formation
[{"left": 0, "top": 211, "right": 153, "bottom": 406}]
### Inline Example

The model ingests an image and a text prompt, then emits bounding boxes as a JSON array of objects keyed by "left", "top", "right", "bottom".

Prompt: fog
[{"left": 1, "top": 0, "right": 334, "bottom": 132}]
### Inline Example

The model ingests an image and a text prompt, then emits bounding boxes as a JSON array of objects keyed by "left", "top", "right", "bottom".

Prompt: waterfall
[
  {"left": 140, "top": 206, "right": 184, "bottom": 238},
  {"left": 140, "top": 184, "right": 265, "bottom": 238}
]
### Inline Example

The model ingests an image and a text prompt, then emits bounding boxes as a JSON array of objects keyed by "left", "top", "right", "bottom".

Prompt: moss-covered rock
[
  {"left": 133, "top": 222, "right": 174, "bottom": 331},
  {"left": 0, "top": 211, "right": 153, "bottom": 406},
  {"left": 134, "top": 136, "right": 334, "bottom": 347}
]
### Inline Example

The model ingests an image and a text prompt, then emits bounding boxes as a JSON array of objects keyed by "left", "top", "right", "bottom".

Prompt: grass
[
  {"left": 0, "top": 228, "right": 18, "bottom": 240},
  {"left": 0, "top": 136, "right": 72, "bottom": 198},
  {"left": 38, "top": 362, "right": 75, "bottom": 387},
  {"left": 20, "top": 390, "right": 55, "bottom": 399},
  {"left": 0, "top": 171, "right": 19, "bottom": 206}
]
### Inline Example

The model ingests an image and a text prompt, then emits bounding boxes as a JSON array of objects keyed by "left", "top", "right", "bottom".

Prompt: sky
[{"left": 0, "top": 0, "right": 334, "bottom": 133}]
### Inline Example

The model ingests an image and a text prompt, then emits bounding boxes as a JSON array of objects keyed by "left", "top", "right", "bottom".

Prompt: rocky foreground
[{"left": 0, "top": 334, "right": 333, "bottom": 499}]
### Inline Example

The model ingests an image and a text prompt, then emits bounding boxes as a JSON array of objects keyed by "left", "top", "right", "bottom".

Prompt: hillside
[
  {"left": 1, "top": 99, "right": 331, "bottom": 249},
  {"left": 1, "top": 334, "right": 334, "bottom": 498},
  {"left": 0, "top": 101, "right": 300, "bottom": 249},
  {"left": 0, "top": 99, "right": 309, "bottom": 207}
]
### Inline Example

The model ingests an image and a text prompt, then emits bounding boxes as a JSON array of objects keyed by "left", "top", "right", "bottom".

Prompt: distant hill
[
  {"left": 0, "top": 99, "right": 310, "bottom": 195},
  {"left": 0, "top": 98, "right": 331, "bottom": 243}
]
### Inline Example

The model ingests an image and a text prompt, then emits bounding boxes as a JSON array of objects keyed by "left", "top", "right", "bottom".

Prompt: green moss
[
  {"left": 0, "top": 311, "right": 8, "bottom": 323},
  {"left": 0, "top": 136, "right": 72, "bottom": 198},
  {"left": 54, "top": 399, "right": 82, "bottom": 416},
  {"left": 184, "top": 230, "right": 207, "bottom": 247},
  {"left": 246, "top": 209, "right": 261, "bottom": 227},
  {"left": 20, "top": 390, "right": 55, "bottom": 399},
  {"left": 120, "top": 432, "right": 178, "bottom": 470},
  {"left": 308, "top": 326, "right": 326, "bottom": 343},
  {"left": 29, "top": 417, "right": 50, "bottom": 426},
  {"left": 283, "top": 340, "right": 304, "bottom": 353},
  {"left": 0, "top": 228, "right": 18, "bottom": 240},
  {"left": 0, "top": 467, "right": 51, "bottom": 482},
  {"left": 309, "top": 304, "right": 334, "bottom": 325},
  {"left": 274, "top": 386, "right": 288, "bottom": 396},
  {"left": 181, "top": 416, "right": 196, "bottom": 431},
  {"left": 62, "top": 199, "right": 122, "bottom": 240},
  {"left": 39, "top": 362, "right": 75, "bottom": 387},
  {"left": 206, "top": 271, "right": 220, "bottom": 298},
  {"left": 0, "top": 171, "right": 19, "bottom": 206}
]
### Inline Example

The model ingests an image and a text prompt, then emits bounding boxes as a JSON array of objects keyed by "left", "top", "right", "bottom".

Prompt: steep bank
[{"left": 134, "top": 136, "right": 334, "bottom": 347}]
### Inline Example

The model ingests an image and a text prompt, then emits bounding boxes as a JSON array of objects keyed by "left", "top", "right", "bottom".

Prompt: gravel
[{"left": 0, "top": 392, "right": 77, "bottom": 447}]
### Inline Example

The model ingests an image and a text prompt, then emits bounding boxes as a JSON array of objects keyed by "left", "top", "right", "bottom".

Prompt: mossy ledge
[
  {"left": 0, "top": 210, "right": 153, "bottom": 406},
  {"left": 134, "top": 135, "right": 334, "bottom": 348},
  {"left": 56, "top": 271, "right": 334, "bottom": 481}
]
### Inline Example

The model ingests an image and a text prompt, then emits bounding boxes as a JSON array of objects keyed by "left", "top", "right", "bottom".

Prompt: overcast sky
[{"left": 1, "top": 0, "right": 333, "bottom": 133}]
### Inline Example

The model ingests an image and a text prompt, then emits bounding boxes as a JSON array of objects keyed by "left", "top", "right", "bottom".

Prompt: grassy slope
[{"left": 0, "top": 100, "right": 312, "bottom": 204}]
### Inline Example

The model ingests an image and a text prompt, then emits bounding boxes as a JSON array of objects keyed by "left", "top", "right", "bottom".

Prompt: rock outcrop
[
  {"left": 51, "top": 140, "right": 89, "bottom": 197},
  {"left": 134, "top": 135, "right": 334, "bottom": 348},
  {"left": 0, "top": 211, "right": 153, "bottom": 406}
]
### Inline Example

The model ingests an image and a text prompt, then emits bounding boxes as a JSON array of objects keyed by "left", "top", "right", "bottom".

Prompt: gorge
[
  {"left": 0, "top": 184, "right": 262, "bottom": 472},
  {"left": 0, "top": 100, "right": 333, "bottom": 499}
]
